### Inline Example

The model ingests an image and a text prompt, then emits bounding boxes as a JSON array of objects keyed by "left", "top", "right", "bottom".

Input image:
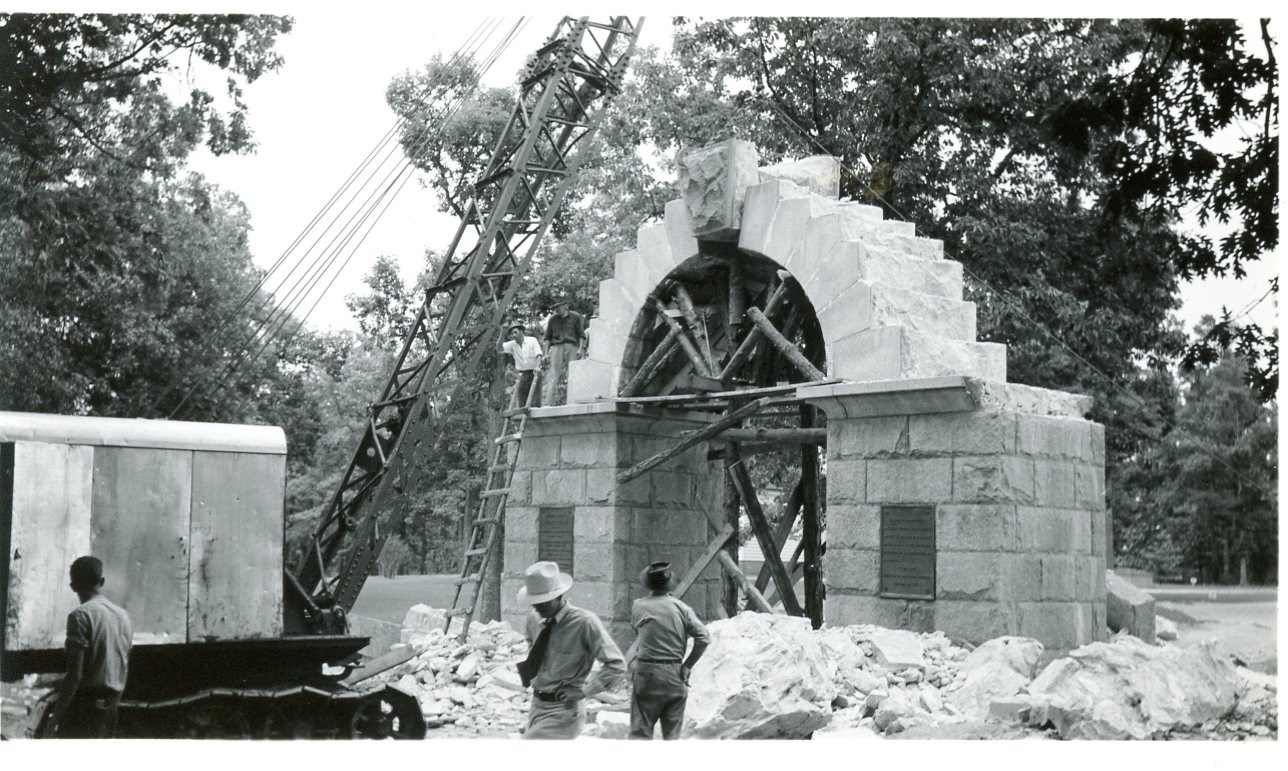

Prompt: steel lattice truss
[{"left": 286, "top": 17, "right": 642, "bottom": 633}]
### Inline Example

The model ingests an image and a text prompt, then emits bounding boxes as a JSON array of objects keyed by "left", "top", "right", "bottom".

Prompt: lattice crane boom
[{"left": 285, "top": 17, "right": 643, "bottom": 634}]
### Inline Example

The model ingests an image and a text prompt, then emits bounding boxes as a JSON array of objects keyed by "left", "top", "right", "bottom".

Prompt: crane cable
[{"left": 168, "top": 18, "right": 527, "bottom": 417}]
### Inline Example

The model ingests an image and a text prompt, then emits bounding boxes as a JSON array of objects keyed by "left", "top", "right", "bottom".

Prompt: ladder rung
[
  {"left": 494, "top": 433, "right": 522, "bottom": 444},
  {"left": 465, "top": 548, "right": 489, "bottom": 557},
  {"left": 473, "top": 517, "right": 500, "bottom": 526},
  {"left": 446, "top": 608, "right": 471, "bottom": 618},
  {"left": 503, "top": 407, "right": 529, "bottom": 417},
  {"left": 488, "top": 464, "right": 510, "bottom": 473},
  {"left": 455, "top": 574, "right": 480, "bottom": 586},
  {"left": 481, "top": 488, "right": 509, "bottom": 498}
]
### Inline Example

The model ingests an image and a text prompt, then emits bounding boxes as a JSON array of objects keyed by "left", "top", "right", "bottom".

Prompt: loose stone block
[
  {"left": 1105, "top": 571, "right": 1155, "bottom": 643},
  {"left": 825, "top": 458, "right": 867, "bottom": 503},
  {"left": 933, "top": 600, "right": 1014, "bottom": 644},
  {"left": 826, "top": 504, "right": 881, "bottom": 550},
  {"left": 908, "top": 411, "right": 1017, "bottom": 456},
  {"left": 759, "top": 155, "right": 841, "bottom": 198},
  {"left": 1015, "top": 507, "right": 1074, "bottom": 553},
  {"left": 953, "top": 456, "right": 1034, "bottom": 504},
  {"left": 937, "top": 552, "right": 1002, "bottom": 601},
  {"left": 1090, "top": 423, "right": 1105, "bottom": 465},
  {"left": 824, "top": 547, "right": 880, "bottom": 590},
  {"left": 1040, "top": 555, "right": 1078, "bottom": 601},
  {"left": 678, "top": 139, "right": 761, "bottom": 240},
  {"left": 1016, "top": 416, "right": 1095, "bottom": 461},
  {"left": 936, "top": 504, "right": 1017, "bottom": 552},
  {"left": 830, "top": 415, "right": 908, "bottom": 460},
  {"left": 867, "top": 458, "right": 953, "bottom": 503}
]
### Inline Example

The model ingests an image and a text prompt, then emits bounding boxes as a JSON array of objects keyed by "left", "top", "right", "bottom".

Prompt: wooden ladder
[{"left": 444, "top": 371, "right": 540, "bottom": 641}]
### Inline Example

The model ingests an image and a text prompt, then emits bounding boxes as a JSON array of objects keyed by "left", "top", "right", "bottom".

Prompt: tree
[
  {"left": 1162, "top": 320, "right": 1277, "bottom": 583},
  {"left": 1, "top": 13, "right": 297, "bottom": 421}
]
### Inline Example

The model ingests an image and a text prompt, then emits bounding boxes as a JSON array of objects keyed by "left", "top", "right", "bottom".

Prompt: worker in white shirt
[{"left": 501, "top": 322, "right": 544, "bottom": 407}]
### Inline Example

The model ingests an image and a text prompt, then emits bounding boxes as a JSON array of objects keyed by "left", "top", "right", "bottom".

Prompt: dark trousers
[
  {"left": 56, "top": 688, "right": 121, "bottom": 738},
  {"left": 515, "top": 369, "right": 540, "bottom": 408},
  {"left": 629, "top": 662, "right": 687, "bottom": 740}
]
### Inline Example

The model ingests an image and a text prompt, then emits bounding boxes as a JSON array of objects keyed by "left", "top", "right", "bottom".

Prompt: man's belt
[
  {"left": 533, "top": 691, "right": 562, "bottom": 702},
  {"left": 636, "top": 658, "right": 682, "bottom": 664}
]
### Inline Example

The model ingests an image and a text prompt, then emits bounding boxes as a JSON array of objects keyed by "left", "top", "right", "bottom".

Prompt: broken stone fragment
[
  {"left": 454, "top": 652, "right": 482, "bottom": 682},
  {"left": 868, "top": 628, "right": 927, "bottom": 670},
  {"left": 1155, "top": 615, "right": 1179, "bottom": 642},
  {"left": 1105, "top": 571, "right": 1156, "bottom": 643}
]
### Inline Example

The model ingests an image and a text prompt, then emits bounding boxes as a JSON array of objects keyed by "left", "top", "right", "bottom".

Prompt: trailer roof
[{"left": 0, "top": 411, "right": 287, "bottom": 455}]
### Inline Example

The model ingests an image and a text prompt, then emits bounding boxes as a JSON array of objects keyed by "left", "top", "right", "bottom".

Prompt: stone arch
[{"left": 567, "top": 178, "right": 1005, "bottom": 403}]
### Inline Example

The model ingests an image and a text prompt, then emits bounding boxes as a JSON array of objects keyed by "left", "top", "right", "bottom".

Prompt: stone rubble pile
[
  {"left": 684, "top": 613, "right": 836, "bottom": 738},
  {"left": 370, "top": 604, "right": 534, "bottom": 734},
  {"left": 372, "top": 605, "right": 1274, "bottom": 741},
  {"left": 988, "top": 634, "right": 1276, "bottom": 740}
]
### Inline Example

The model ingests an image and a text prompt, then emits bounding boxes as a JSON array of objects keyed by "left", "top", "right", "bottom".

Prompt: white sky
[{"left": 95, "top": 2, "right": 1282, "bottom": 338}]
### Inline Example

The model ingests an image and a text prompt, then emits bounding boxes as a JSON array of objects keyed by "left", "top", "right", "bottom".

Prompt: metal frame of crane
[{"left": 285, "top": 17, "right": 643, "bottom": 635}]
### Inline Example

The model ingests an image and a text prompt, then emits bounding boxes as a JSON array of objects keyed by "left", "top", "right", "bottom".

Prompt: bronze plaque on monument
[
  {"left": 879, "top": 505, "right": 936, "bottom": 600},
  {"left": 538, "top": 506, "right": 575, "bottom": 576}
]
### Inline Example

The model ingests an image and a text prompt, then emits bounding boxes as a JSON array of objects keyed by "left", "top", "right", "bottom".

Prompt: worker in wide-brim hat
[
  {"left": 627, "top": 560, "right": 709, "bottom": 740},
  {"left": 515, "top": 561, "right": 625, "bottom": 740},
  {"left": 499, "top": 321, "right": 543, "bottom": 408}
]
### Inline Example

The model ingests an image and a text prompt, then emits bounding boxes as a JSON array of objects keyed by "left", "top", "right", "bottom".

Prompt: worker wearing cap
[
  {"left": 500, "top": 322, "right": 543, "bottom": 408},
  {"left": 541, "top": 297, "right": 584, "bottom": 406},
  {"left": 627, "top": 561, "right": 709, "bottom": 740},
  {"left": 41, "top": 556, "right": 132, "bottom": 738},
  {"left": 515, "top": 561, "right": 625, "bottom": 739}
]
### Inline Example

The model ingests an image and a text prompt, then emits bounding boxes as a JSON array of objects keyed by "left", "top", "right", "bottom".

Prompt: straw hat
[{"left": 516, "top": 561, "right": 574, "bottom": 605}]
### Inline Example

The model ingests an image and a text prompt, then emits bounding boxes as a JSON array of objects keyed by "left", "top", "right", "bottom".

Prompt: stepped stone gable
[{"left": 510, "top": 139, "right": 1107, "bottom": 652}]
